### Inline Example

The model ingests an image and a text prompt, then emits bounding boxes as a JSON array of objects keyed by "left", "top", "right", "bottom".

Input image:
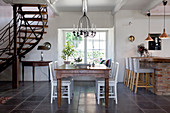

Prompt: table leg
[
  {"left": 22, "top": 64, "right": 24, "bottom": 82},
  {"left": 48, "top": 66, "right": 50, "bottom": 82},
  {"left": 57, "top": 78, "right": 61, "bottom": 107},
  {"left": 105, "top": 78, "right": 109, "bottom": 107},
  {"left": 33, "top": 66, "right": 35, "bottom": 83}
]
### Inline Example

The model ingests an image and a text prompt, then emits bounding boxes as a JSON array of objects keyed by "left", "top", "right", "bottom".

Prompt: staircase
[{"left": 0, "top": 4, "right": 48, "bottom": 73}]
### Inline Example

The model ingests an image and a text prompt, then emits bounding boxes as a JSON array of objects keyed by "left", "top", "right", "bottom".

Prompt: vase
[{"left": 64, "top": 61, "right": 71, "bottom": 64}]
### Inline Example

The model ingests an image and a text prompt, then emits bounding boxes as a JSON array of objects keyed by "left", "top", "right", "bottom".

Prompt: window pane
[{"left": 64, "top": 31, "right": 106, "bottom": 64}]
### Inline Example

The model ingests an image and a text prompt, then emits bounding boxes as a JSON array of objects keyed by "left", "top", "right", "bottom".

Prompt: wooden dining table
[{"left": 54, "top": 64, "right": 111, "bottom": 107}]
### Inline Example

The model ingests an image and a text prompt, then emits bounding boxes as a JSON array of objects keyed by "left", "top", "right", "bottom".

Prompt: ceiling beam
[
  {"left": 46, "top": 0, "right": 59, "bottom": 16},
  {"left": 141, "top": 0, "right": 162, "bottom": 14},
  {"left": 112, "top": 0, "right": 127, "bottom": 15},
  {"left": 3, "top": 0, "right": 47, "bottom": 4},
  {"left": 2, "top": 0, "right": 59, "bottom": 16}
]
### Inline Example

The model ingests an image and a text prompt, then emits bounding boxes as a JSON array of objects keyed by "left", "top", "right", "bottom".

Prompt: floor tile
[
  {"left": 26, "top": 96, "right": 45, "bottom": 101},
  {"left": 143, "top": 109, "right": 167, "bottom": 113},
  {"left": 15, "top": 101, "right": 40, "bottom": 110},
  {"left": 137, "top": 102, "right": 160, "bottom": 109},
  {"left": 10, "top": 110, "right": 33, "bottom": 113},
  {"left": 0, "top": 81, "right": 170, "bottom": 113}
]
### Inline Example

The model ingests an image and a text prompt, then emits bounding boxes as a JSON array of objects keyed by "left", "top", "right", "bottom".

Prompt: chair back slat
[
  {"left": 111, "top": 62, "right": 119, "bottom": 83},
  {"left": 129, "top": 57, "right": 133, "bottom": 71},
  {"left": 54, "top": 61, "right": 58, "bottom": 69},
  {"left": 109, "top": 62, "right": 114, "bottom": 78},
  {"left": 125, "top": 58, "right": 129, "bottom": 69},
  {"left": 133, "top": 58, "right": 140, "bottom": 72},
  {"left": 114, "top": 62, "right": 119, "bottom": 83},
  {"left": 49, "top": 62, "right": 55, "bottom": 83}
]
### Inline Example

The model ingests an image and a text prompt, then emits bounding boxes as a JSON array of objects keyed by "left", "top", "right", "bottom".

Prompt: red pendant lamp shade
[
  {"left": 145, "top": 12, "right": 153, "bottom": 41},
  {"left": 160, "top": 0, "right": 169, "bottom": 39}
]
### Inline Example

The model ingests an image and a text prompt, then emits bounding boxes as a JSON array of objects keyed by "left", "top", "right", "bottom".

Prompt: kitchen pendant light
[
  {"left": 145, "top": 11, "right": 153, "bottom": 41},
  {"left": 73, "top": 0, "right": 96, "bottom": 38},
  {"left": 160, "top": 0, "right": 169, "bottom": 39}
]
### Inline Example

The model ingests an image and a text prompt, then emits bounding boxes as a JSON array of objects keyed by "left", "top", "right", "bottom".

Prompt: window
[
  {"left": 65, "top": 31, "right": 107, "bottom": 64},
  {"left": 148, "top": 34, "right": 161, "bottom": 50}
]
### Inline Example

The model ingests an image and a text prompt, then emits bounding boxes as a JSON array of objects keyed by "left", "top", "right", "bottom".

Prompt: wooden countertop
[{"left": 137, "top": 57, "right": 170, "bottom": 63}]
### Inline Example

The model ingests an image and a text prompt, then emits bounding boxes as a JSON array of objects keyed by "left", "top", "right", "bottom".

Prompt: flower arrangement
[{"left": 137, "top": 43, "right": 148, "bottom": 57}]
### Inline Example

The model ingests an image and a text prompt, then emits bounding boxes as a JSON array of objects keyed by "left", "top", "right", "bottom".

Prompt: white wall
[
  {"left": 0, "top": 8, "right": 114, "bottom": 81},
  {"left": 2, "top": 6, "right": 170, "bottom": 82},
  {"left": 114, "top": 10, "right": 170, "bottom": 82}
]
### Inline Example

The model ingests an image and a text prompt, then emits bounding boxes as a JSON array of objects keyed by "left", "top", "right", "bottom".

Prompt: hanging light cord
[
  {"left": 164, "top": 3, "right": 165, "bottom": 28},
  {"left": 163, "top": 0, "right": 167, "bottom": 29},
  {"left": 147, "top": 12, "right": 151, "bottom": 34},
  {"left": 148, "top": 12, "right": 150, "bottom": 33}
]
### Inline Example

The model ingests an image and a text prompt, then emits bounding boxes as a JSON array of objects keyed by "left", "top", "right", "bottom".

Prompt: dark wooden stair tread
[
  {"left": 21, "top": 18, "right": 48, "bottom": 22},
  {"left": 17, "top": 48, "right": 29, "bottom": 50},
  {"left": 0, "top": 58, "right": 9, "bottom": 60},
  {"left": 16, "top": 42, "right": 35, "bottom": 45},
  {"left": 17, "top": 36, "right": 43, "bottom": 39},
  {"left": 20, "top": 30, "right": 47, "bottom": 34},
  {"left": 5, "top": 52, "right": 23, "bottom": 55},
  {"left": 20, "top": 24, "right": 48, "bottom": 28},
  {"left": 15, "top": 4, "right": 46, "bottom": 7},
  {"left": 18, "top": 11, "right": 47, "bottom": 15},
  {"left": 5, "top": 52, "right": 14, "bottom": 55}
]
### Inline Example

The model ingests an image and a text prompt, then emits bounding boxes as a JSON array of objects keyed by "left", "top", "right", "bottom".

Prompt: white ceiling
[
  {"left": 1, "top": 0, "right": 170, "bottom": 15},
  {"left": 54, "top": 0, "right": 117, "bottom": 12}
]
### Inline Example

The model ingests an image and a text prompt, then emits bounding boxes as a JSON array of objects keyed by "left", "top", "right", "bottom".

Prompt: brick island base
[{"left": 154, "top": 63, "right": 170, "bottom": 95}]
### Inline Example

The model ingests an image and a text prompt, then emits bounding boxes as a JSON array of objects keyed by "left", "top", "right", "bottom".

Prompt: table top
[
  {"left": 55, "top": 64, "right": 111, "bottom": 70},
  {"left": 21, "top": 61, "right": 52, "bottom": 63}
]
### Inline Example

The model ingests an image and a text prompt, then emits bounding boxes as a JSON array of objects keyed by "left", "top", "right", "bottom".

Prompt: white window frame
[{"left": 57, "top": 28, "right": 114, "bottom": 65}]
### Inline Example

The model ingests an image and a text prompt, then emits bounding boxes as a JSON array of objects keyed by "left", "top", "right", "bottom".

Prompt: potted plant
[{"left": 61, "top": 41, "right": 75, "bottom": 64}]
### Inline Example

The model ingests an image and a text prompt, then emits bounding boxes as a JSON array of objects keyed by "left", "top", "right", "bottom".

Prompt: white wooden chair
[
  {"left": 49, "top": 62, "right": 71, "bottom": 104},
  {"left": 97, "top": 62, "right": 119, "bottom": 104},
  {"left": 54, "top": 61, "right": 74, "bottom": 98}
]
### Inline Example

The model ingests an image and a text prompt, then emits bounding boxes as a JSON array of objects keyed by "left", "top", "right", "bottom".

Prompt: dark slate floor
[{"left": 0, "top": 81, "right": 170, "bottom": 113}]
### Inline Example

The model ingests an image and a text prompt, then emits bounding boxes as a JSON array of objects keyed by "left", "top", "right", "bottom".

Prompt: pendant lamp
[
  {"left": 160, "top": 0, "right": 169, "bottom": 39},
  {"left": 73, "top": 0, "right": 96, "bottom": 38},
  {"left": 145, "top": 11, "right": 153, "bottom": 41}
]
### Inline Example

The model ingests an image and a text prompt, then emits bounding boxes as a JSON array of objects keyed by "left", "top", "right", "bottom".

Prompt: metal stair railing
[{"left": 0, "top": 4, "right": 48, "bottom": 73}]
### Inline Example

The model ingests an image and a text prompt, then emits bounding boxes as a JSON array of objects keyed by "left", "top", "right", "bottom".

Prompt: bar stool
[
  {"left": 131, "top": 58, "right": 155, "bottom": 93},
  {"left": 123, "top": 58, "right": 129, "bottom": 85}
]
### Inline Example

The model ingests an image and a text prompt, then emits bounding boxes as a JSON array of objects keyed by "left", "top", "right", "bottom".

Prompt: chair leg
[
  {"left": 68, "top": 84, "right": 71, "bottom": 104},
  {"left": 152, "top": 73, "right": 155, "bottom": 94},
  {"left": 96, "top": 80, "right": 98, "bottom": 99},
  {"left": 130, "top": 71, "right": 133, "bottom": 89},
  {"left": 135, "top": 73, "right": 139, "bottom": 93},
  {"left": 124, "top": 69, "right": 127, "bottom": 84},
  {"left": 115, "top": 84, "right": 118, "bottom": 104},
  {"left": 127, "top": 71, "right": 131, "bottom": 87},
  {"left": 132, "top": 72, "right": 136, "bottom": 91},
  {"left": 71, "top": 78, "right": 74, "bottom": 98},
  {"left": 51, "top": 84, "right": 53, "bottom": 103},
  {"left": 97, "top": 84, "right": 100, "bottom": 104},
  {"left": 146, "top": 73, "right": 148, "bottom": 86},
  {"left": 126, "top": 70, "right": 129, "bottom": 86}
]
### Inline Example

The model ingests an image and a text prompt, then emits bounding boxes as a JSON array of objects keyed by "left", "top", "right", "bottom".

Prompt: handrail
[{"left": 0, "top": 4, "right": 48, "bottom": 72}]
